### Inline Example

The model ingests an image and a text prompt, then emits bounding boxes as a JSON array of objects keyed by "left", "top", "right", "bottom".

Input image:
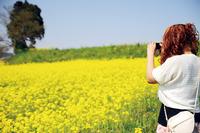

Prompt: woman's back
[{"left": 152, "top": 53, "right": 200, "bottom": 112}]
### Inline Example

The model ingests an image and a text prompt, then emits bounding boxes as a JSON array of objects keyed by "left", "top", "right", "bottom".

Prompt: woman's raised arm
[{"left": 146, "top": 42, "right": 158, "bottom": 84}]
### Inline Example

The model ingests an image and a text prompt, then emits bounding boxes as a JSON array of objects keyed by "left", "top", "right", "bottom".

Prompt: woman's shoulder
[
  {"left": 163, "top": 54, "right": 200, "bottom": 67},
  {"left": 166, "top": 54, "right": 200, "bottom": 62},
  {"left": 164, "top": 55, "right": 179, "bottom": 64}
]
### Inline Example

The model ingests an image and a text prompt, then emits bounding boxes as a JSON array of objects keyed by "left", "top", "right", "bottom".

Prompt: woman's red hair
[{"left": 160, "top": 23, "right": 199, "bottom": 64}]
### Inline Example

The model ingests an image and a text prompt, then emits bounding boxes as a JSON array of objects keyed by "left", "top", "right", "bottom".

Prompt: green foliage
[
  {"left": 5, "top": 42, "right": 200, "bottom": 64},
  {"left": 6, "top": 43, "right": 147, "bottom": 64},
  {"left": 7, "top": 0, "right": 44, "bottom": 52}
]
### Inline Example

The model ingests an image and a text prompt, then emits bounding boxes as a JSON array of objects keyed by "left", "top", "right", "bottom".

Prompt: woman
[{"left": 146, "top": 23, "right": 200, "bottom": 133}]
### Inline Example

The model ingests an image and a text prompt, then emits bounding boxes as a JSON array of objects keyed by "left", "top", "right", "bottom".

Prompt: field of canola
[{"left": 0, "top": 58, "right": 161, "bottom": 133}]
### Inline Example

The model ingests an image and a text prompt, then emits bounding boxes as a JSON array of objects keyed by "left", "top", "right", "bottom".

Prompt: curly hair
[{"left": 159, "top": 23, "right": 199, "bottom": 64}]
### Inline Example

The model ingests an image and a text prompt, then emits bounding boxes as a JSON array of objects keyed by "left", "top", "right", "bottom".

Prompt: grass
[
  {"left": 3, "top": 42, "right": 200, "bottom": 65},
  {"left": 5, "top": 43, "right": 147, "bottom": 64}
]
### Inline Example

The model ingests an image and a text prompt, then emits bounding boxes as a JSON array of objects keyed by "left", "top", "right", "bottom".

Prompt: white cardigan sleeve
[{"left": 152, "top": 58, "right": 177, "bottom": 85}]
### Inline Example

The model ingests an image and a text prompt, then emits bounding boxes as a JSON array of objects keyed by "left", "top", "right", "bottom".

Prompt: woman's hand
[{"left": 147, "top": 42, "right": 156, "bottom": 55}]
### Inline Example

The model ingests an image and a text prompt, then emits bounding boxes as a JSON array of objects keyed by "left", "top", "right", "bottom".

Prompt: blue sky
[{"left": 0, "top": 0, "right": 200, "bottom": 49}]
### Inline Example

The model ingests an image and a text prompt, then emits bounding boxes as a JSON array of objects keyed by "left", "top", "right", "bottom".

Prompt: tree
[
  {"left": 7, "top": 0, "right": 45, "bottom": 52},
  {"left": 0, "top": 6, "right": 10, "bottom": 27},
  {"left": 0, "top": 6, "right": 11, "bottom": 45},
  {"left": 0, "top": 34, "right": 12, "bottom": 57},
  {"left": 0, "top": 35, "right": 7, "bottom": 58},
  {"left": 0, "top": 36, "right": 4, "bottom": 56}
]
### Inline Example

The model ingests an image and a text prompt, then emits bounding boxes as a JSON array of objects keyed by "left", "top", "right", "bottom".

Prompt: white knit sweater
[{"left": 152, "top": 53, "right": 200, "bottom": 113}]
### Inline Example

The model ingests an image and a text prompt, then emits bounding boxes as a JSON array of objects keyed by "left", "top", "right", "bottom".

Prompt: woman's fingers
[
  {"left": 147, "top": 42, "right": 156, "bottom": 54},
  {"left": 156, "top": 124, "right": 168, "bottom": 133}
]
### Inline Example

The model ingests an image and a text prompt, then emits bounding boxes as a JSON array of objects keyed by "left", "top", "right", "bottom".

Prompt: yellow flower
[
  {"left": 134, "top": 128, "right": 143, "bottom": 133},
  {"left": 0, "top": 58, "right": 158, "bottom": 132}
]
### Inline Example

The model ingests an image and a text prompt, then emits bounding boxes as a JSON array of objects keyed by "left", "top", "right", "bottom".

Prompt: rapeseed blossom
[{"left": 0, "top": 58, "right": 160, "bottom": 132}]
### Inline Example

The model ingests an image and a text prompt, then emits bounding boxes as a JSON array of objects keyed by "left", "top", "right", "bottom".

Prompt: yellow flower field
[{"left": 0, "top": 58, "right": 160, "bottom": 133}]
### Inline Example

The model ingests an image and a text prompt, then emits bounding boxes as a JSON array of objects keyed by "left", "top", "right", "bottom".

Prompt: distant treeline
[{"left": 4, "top": 43, "right": 200, "bottom": 64}]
